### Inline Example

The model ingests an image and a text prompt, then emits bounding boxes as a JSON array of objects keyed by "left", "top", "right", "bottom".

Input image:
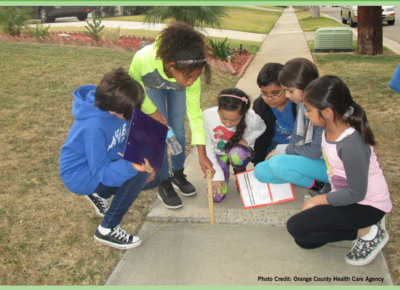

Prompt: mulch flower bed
[
  {"left": 206, "top": 48, "right": 254, "bottom": 77},
  {"left": 0, "top": 31, "right": 254, "bottom": 76},
  {"left": 230, "top": 53, "right": 251, "bottom": 72}
]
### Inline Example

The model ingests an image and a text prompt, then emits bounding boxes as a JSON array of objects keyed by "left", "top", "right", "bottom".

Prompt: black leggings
[{"left": 286, "top": 204, "right": 385, "bottom": 249}]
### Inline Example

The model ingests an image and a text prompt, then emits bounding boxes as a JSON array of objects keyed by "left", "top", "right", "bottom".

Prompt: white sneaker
[
  {"left": 345, "top": 222, "right": 389, "bottom": 266},
  {"left": 378, "top": 215, "right": 386, "bottom": 231}
]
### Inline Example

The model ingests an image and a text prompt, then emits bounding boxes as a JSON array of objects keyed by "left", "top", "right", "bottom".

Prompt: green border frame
[{"left": 0, "top": 1, "right": 397, "bottom": 288}]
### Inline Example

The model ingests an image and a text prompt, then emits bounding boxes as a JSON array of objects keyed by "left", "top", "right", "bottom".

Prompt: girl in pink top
[{"left": 287, "top": 75, "right": 392, "bottom": 267}]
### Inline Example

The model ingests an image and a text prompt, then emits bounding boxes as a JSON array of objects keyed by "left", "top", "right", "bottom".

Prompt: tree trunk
[
  {"left": 357, "top": 6, "right": 383, "bottom": 55},
  {"left": 310, "top": 6, "right": 320, "bottom": 18}
]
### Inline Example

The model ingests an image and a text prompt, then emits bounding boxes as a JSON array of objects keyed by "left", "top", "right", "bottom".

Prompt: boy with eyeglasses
[{"left": 252, "top": 63, "right": 297, "bottom": 165}]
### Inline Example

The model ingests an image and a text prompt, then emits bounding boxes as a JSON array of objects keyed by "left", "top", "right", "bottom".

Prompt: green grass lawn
[
  {"left": 296, "top": 11, "right": 346, "bottom": 31},
  {"left": 104, "top": 6, "right": 281, "bottom": 34},
  {"left": 0, "top": 40, "right": 238, "bottom": 285}
]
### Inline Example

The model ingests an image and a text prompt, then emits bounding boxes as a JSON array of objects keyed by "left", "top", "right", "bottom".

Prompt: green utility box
[{"left": 314, "top": 27, "right": 353, "bottom": 53}]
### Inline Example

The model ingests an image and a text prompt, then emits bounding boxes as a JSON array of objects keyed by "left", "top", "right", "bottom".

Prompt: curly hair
[
  {"left": 218, "top": 88, "right": 251, "bottom": 152},
  {"left": 156, "top": 21, "right": 211, "bottom": 84}
]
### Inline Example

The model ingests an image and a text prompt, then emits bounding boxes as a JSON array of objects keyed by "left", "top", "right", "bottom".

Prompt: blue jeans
[
  {"left": 96, "top": 171, "right": 162, "bottom": 228},
  {"left": 147, "top": 89, "right": 187, "bottom": 180},
  {"left": 254, "top": 155, "right": 329, "bottom": 188}
]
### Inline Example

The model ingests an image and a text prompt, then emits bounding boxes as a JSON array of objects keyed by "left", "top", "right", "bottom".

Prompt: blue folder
[{"left": 123, "top": 108, "right": 168, "bottom": 172}]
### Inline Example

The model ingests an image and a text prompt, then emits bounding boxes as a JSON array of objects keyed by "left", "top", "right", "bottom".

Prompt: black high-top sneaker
[
  {"left": 170, "top": 169, "right": 197, "bottom": 196},
  {"left": 84, "top": 193, "right": 109, "bottom": 217},
  {"left": 157, "top": 178, "right": 183, "bottom": 209}
]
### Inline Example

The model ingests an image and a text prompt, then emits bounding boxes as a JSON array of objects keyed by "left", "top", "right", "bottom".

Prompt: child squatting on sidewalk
[
  {"left": 59, "top": 67, "right": 162, "bottom": 250},
  {"left": 286, "top": 75, "right": 392, "bottom": 266},
  {"left": 203, "top": 88, "right": 266, "bottom": 202}
]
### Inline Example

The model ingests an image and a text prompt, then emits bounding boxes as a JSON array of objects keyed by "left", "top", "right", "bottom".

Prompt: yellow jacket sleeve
[
  {"left": 128, "top": 52, "right": 157, "bottom": 115},
  {"left": 186, "top": 78, "right": 206, "bottom": 145}
]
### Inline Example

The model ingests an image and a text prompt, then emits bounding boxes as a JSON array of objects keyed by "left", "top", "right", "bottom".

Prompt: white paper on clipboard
[{"left": 236, "top": 169, "right": 295, "bottom": 209}]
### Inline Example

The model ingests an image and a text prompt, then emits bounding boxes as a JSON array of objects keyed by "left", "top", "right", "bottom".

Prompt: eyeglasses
[{"left": 261, "top": 90, "right": 285, "bottom": 100}]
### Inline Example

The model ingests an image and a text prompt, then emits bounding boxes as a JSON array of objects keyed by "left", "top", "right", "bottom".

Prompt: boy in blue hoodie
[{"left": 59, "top": 67, "right": 161, "bottom": 250}]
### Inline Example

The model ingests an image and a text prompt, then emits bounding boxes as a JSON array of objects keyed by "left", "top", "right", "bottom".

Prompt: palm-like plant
[
  {"left": 25, "top": 22, "right": 51, "bottom": 38},
  {"left": 103, "top": 25, "right": 121, "bottom": 44},
  {"left": 144, "top": 6, "right": 228, "bottom": 29},
  {"left": 84, "top": 12, "right": 104, "bottom": 41},
  {"left": 209, "top": 37, "right": 232, "bottom": 61},
  {"left": 0, "top": 6, "right": 32, "bottom": 36}
]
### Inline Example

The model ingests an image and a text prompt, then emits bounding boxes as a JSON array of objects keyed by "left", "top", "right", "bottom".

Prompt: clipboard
[
  {"left": 235, "top": 169, "right": 296, "bottom": 209},
  {"left": 123, "top": 108, "right": 168, "bottom": 172}
]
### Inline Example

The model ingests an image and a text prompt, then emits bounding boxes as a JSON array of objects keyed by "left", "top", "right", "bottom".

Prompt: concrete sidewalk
[{"left": 106, "top": 8, "right": 394, "bottom": 286}]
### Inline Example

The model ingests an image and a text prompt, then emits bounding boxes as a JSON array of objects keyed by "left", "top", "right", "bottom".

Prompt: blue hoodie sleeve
[{"left": 84, "top": 137, "right": 138, "bottom": 187}]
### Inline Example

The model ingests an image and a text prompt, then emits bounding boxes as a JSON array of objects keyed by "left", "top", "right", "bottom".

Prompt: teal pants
[{"left": 254, "top": 155, "right": 328, "bottom": 188}]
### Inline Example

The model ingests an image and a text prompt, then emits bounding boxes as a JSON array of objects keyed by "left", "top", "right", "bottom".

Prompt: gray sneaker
[
  {"left": 303, "top": 183, "right": 331, "bottom": 201},
  {"left": 345, "top": 222, "right": 389, "bottom": 266}
]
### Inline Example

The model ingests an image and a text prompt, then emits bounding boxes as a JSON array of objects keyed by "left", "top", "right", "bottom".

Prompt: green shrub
[
  {"left": 102, "top": 6, "right": 118, "bottom": 17},
  {"left": 84, "top": 13, "right": 104, "bottom": 41},
  {"left": 25, "top": 22, "right": 51, "bottom": 38},
  {"left": 0, "top": 6, "right": 32, "bottom": 36},
  {"left": 209, "top": 37, "right": 232, "bottom": 61},
  {"left": 103, "top": 25, "right": 120, "bottom": 43},
  {"left": 123, "top": 6, "right": 152, "bottom": 16}
]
